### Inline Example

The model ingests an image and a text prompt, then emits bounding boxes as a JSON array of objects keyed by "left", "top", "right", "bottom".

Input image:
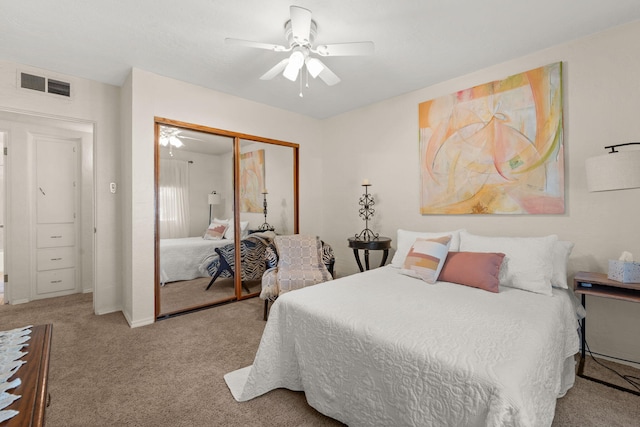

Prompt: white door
[
  {"left": 35, "top": 137, "right": 79, "bottom": 296},
  {"left": 0, "top": 117, "right": 93, "bottom": 303},
  {"left": 36, "top": 138, "right": 77, "bottom": 223}
]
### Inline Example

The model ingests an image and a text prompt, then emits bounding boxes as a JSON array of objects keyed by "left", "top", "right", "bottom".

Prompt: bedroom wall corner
[{"left": 120, "top": 71, "right": 135, "bottom": 322}]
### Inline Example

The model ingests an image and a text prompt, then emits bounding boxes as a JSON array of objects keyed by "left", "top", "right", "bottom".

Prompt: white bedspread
[
  {"left": 160, "top": 237, "right": 230, "bottom": 283},
  {"left": 225, "top": 266, "right": 580, "bottom": 427}
]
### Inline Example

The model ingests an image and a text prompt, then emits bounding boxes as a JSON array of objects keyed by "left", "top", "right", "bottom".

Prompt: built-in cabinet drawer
[
  {"left": 37, "top": 268, "right": 76, "bottom": 294},
  {"left": 37, "top": 224, "right": 76, "bottom": 248},
  {"left": 37, "top": 247, "right": 76, "bottom": 271}
]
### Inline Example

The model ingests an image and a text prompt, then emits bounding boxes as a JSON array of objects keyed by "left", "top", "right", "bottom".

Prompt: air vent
[
  {"left": 47, "top": 79, "right": 71, "bottom": 97},
  {"left": 21, "top": 72, "right": 46, "bottom": 92},
  {"left": 20, "top": 72, "right": 71, "bottom": 97}
]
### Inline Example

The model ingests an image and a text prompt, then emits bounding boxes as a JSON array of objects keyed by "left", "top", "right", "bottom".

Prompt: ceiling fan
[
  {"left": 159, "top": 126, "right": 206, "bottom": 156},
  {"left": 225, "top": 5, "right": 374, "bottom": 93}
]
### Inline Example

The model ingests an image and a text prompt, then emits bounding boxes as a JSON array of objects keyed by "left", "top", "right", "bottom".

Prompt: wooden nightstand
[
  {"left": 573, "top": 271, "right": 640, "bottom": 396},
  {"left": 348, "top": 236, "right": 391, "bottom": 272}
]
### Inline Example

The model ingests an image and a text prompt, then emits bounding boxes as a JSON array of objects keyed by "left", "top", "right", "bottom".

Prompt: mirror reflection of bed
[{"left": 155, "top": 121, "right": 298, "bottom": 318}]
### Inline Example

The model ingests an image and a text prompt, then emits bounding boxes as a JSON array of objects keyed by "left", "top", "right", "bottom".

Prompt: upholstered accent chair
[{"left": 260, "top": 234, "right": 334, "bottom": 320}]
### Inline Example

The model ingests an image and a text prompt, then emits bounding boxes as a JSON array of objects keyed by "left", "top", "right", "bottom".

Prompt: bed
[
  {"left": 159, "top": 237, "right": 230, "bottom": 284},
  {"left": 225, "top": 230, "right": 582, "bottom": 426}
]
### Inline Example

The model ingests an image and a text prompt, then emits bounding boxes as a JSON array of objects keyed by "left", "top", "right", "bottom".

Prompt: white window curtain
[{"left": 159, "top": 159, "right": 190, "bottom": 238}]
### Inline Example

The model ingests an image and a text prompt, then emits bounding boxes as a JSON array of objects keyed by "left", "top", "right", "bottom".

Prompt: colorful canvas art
[
  {"left": 418, "top": 62, "right": 564, "bottom": 214},
  {"left": 240, "top": 150, "right": 265, "bottom": 213}
]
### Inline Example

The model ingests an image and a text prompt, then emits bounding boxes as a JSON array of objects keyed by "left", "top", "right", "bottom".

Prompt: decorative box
[{"left": 608, "top": 260, "right": 640, "bottom": 283}]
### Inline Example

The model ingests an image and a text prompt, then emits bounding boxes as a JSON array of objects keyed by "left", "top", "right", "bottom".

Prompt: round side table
[{"left": 347, "top": 236, "right": 392, "bottom": 272}]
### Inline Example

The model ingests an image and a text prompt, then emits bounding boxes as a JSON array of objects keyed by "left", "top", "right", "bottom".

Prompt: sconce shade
[
  {"left": 208, "top": 192, "right": 221, "bottom": 205},
  {"left": 586, "top": 150, "right": 640, "bottom": 192}
]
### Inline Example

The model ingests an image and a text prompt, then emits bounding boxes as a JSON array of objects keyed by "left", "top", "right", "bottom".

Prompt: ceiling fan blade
[
  {"left": 314, "top": 41, "right": 375, "bottom": 57},
  {"left": 225, "top": 37, "right": 289, "bottom": 52},
  {"left": 317, "top": 63, "right": 341, "bottom": 86},
  {"left": 260, "top": 58, "right": 290, "bottom": 80},
  {"left": 290, "top": 6, "right": 312, "bottom": 45}
]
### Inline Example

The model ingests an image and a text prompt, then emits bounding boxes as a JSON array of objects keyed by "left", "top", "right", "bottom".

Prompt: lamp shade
[
  {"left": 586, "top": 150, "right": 640, "bottom": 192},
  {"left": 208, "top": 192, "right": 221, "bottom": 205}
]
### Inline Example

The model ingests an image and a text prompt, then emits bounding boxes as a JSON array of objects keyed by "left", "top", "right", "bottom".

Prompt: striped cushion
[{"left": 400, "top": 235, "right": 452, "bottom": 283}]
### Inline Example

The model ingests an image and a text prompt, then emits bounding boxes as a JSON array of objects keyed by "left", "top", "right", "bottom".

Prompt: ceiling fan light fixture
[
  {"left": 283, "top": 49, "right": 305, "bottom": 81},
  {"left": 169, "top": 136, "right": 183, "bottom": 148},
  {"left": 305, "top": 57, "right": 324, "bottom": 78}
]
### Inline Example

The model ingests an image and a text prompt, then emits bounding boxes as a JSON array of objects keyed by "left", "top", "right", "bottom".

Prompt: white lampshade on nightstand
[
  {"left": 586, "top": 144, "right": 640, "bottom": 192},
  {"left": 208, "top": 191, "right": 221, "bottom": 223},
  {"left": 208, "top": 191, "right": 221, "bottom": 205}
]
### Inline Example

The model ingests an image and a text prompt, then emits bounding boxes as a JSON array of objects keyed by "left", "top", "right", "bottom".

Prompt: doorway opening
[{"left": 0, "top": 111, "right": 95, "bottom": 306}]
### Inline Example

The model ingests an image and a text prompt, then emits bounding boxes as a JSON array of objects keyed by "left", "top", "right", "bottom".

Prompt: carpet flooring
[{"left": 0, "top": 293, "right": 639, "bottom": 426}]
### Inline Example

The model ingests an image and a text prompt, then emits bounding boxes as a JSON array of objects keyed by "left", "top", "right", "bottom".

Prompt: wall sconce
[
  {"left": 586, "top": 143, "right": 640, "bottom": 192},
  {"left": 355, "top": 179, "right": 379, "bottom": 241},
  {"left": 208, "top": 190, "right": 221, "bottom": 223},
  {"left": 258, "top": 189, "right": 274, "bottom": 231}
]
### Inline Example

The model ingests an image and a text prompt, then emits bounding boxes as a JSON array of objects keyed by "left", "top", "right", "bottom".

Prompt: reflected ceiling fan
[
  {"left": 226, "top": 5, "right": 374, "bottom": 95},
  {"left": 159, "top": 126, "right": 205, "bottom": 156}
]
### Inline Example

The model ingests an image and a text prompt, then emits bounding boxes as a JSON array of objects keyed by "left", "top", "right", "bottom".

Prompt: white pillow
[
  {"left": 400, "top": 235, "right": 452, "bottom": 284},
  {"left": 551, "top": 240, "right": 574, "bottom": 289},
  {"left": 224, "top": 220, "right": 250, "bottom": 239},
  {"left": 391, "top": 229, "right": 464, "bottom": 268},
  {"left": 459, "top": 231, "right": 558, "bottom": 296}
]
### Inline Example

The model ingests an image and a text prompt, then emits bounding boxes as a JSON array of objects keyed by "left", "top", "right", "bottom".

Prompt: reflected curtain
[{"left": 159, "top": 159, "right": 190, "bottom": 238}]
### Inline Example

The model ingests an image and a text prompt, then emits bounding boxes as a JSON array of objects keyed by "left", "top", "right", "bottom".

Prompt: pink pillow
[{"left": 439, "top": 252, "right": 506, "bottom": 293}]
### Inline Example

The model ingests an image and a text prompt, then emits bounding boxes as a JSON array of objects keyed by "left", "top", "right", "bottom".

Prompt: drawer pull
[
  {"left": 50, "top": 258, "right": 62, "bottom": 261},
  {"left": 50, "top": 280, "right": 62, "bottom": 284},
  {"left": 50, "top": 235, "right": 62, "bottom": 239}
]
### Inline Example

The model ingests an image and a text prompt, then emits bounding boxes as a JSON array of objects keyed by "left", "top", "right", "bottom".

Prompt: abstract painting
[
  {"left": 240, "top": 149, "right": 265, "bottom": 213},
  {"left": 418, "top": 62, "right": 564, "bottom": 214}
]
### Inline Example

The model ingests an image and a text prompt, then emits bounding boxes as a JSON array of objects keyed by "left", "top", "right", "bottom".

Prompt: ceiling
[{"left": 2, "top": 1, "right": 640, "bottom": 119}]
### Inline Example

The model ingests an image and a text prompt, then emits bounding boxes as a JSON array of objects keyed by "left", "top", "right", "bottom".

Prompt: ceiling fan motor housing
[{"left": 284, "top": 19, "right": 317, "bottom": 47}]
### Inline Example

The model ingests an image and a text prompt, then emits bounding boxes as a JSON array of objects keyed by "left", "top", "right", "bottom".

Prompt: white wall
[
  {"left": 0, "top": 61, "right": 122, "bottom": 314},
  {"left": 124, "top": 68, "right": 325, "bottom": 326},
  {"left": 322, "top": 21, "right": 640, "bottom": 364}
]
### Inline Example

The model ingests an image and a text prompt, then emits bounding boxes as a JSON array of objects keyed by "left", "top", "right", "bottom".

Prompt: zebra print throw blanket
[{"left": 203, "top": 232, "right": 275, "bottom": 283}]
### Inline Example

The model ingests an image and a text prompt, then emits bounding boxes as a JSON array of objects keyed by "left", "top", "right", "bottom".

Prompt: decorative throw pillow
[
  {"left": 391, "top": 229, "right": 465, "bottom": 268},
  {"left": 203, "top": 222, "right": 228, "bottom": 240},
  {"left": 459, "top": 231, "right": 558, "bottom": 296},
  {"left": 439, "top": 252, "right": 506, "bottom": 293},
  {"left": 551, "top": 240, "right": 575, "bottom": 289},
  {"left": 400, "top": 235, "right": 452, "bottom": 284}
]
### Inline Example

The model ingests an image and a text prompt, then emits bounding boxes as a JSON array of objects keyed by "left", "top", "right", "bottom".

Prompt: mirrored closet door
[{"left": 154, "top": 118, "right": 299, "bottom": 318}]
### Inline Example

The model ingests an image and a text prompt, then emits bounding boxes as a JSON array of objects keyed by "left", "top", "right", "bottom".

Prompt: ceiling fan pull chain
[{"left": 299, "top": 73, "right": 303, "bottom": 97}]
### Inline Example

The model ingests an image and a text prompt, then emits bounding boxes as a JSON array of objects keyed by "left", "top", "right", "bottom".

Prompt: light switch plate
[{"left": 110, "top": 182, "right": 117, "bottom": 193}]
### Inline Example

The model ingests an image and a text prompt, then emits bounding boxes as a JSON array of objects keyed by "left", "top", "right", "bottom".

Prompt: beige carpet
[{"left": 1, "top": 293, "right": 639, "bottom": 426}]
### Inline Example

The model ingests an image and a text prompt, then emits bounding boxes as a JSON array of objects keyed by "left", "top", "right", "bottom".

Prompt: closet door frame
[{"left": 154, "top": 117, "right": 299, "bottom": 318}]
